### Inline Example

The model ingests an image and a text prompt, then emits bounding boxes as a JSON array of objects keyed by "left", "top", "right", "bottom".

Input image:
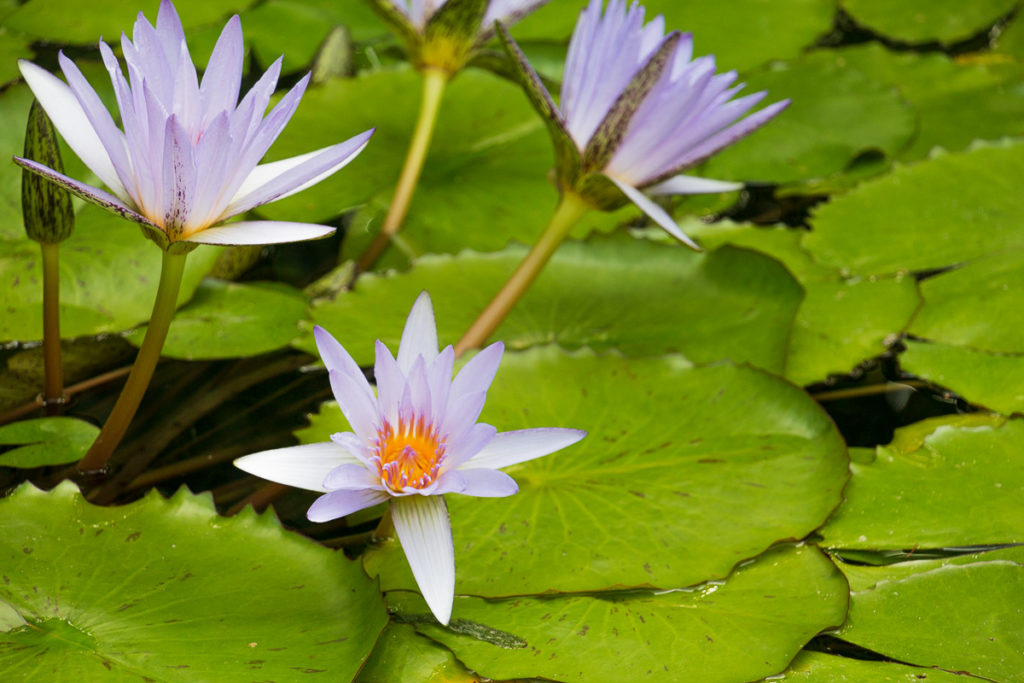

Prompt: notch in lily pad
[{"left": 0, "top": 417, "right": 99, "bottom": 468}]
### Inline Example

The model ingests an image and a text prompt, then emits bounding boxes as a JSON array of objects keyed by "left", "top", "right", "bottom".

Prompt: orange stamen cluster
[{"left": 372, "top": 416, "right": 447, "bottom": 493}]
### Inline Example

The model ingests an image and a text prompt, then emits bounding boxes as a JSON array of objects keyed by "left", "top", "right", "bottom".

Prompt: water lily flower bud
[
  {"left": 499, "top": 0, "right": 790, "bottom": 248},
  {"left": 21, "top": 100, "right": 74, "bottom": 244}
]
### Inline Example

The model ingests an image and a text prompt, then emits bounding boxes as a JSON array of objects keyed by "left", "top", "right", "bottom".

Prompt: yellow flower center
[{"left": 374, "top": 417, "right": 446, "bottom": 493}]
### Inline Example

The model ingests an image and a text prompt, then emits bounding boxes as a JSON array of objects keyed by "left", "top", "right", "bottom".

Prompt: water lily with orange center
[{"left": 235, "top": 292, "right": 586, "bottom": 624}]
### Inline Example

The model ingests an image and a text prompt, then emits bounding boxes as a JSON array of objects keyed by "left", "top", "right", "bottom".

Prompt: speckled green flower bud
[{"left": 21, "top": 99, "right": 74, "bottom": 244}]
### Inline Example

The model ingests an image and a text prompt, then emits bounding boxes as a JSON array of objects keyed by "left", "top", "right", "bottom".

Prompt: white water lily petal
[
  {"left": 323, "top": 463, "right": 382, "bottom": 490},
  {"left": 607, "top": 175, "right": 701, "bottom": 249},
  {"left": 645, "top": 175, "right": 743, "bottom": 196},
  {"left": 397, "top": 291, "right": 440, "bottom": 374},
  {"left": 391, "top": 495, "right": 455, "bottom": 625},
  {"left": 307, "top": 488, "right": 390, "bottom": 522},
  {"left": 463, "top": 427, "right": 587, "bottom": 470},
  {"left": 234, "top": 442, "right": 360, "bottom": 493},
  {"left": 223, "top": 128, "right": 374, "bottom": 219},
  {"left": 182, "top": 221, "right": 334, "bottom": 245},
  {"left": 17, "top": 60, "right": 126, "bottom": 200}
]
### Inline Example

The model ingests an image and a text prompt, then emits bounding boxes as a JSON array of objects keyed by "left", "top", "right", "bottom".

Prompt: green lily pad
[
  {"left": 0, "top": 481, "right": 387, "bottom": 680},
  {"left": 510, "top": 0, "right": 835, "bottom": 73},
  {"left": 775, "top": 650, "right": 976, "bottom": 682},
  {"left": 0, "top": 28, "right": 32, "bottom": 86},
  {"left": 319, "top": 346, "right": 849, "bottom": 595},
  {"left": 910, "top": 248, "right": 1024, "bottom": 354},
  {"left": 0, "top": 417, "right": 98, "bottom": 467},
  {"left": 839, "top": 0, "right": 1017, "bottom": 45},
  {"left": 701, "top": 50, "right": 915, "bottom": 185},
  {"left": 836, "top": 547, "right": 1024, "bottom": 682},
  {"left": 239, "top": 0, "right": 388, "bottom": 70},
  {"left": 689, "top": 222, "right": 921, "bottom": 385},
  {"left": 820, "top": 414, "right": 1024, "bottom": 549},
  {"left": 302, "top": 237, "right": 803, "bottom": 374},
  {"left": 3, "top": 0, "right": 256, "bottom": 45},
  {"left": 125, "top": 280, "right": 309, "bottom": 360},
  {"left": 0, "top": 204, "right": 219, "bottom": 343},
  {"left": 356, "top": 623, "right": 477, "bottom": 683},
  {"left": 389, "top": 544, "right": 847, "bottom": 682},
  {"left": 900, "top": 340, "right": 1024, "bottom": 415},
  {"left": 805, "top": 140, "right": 1024, "bottom": 276},
  {"left": 824, "top": 43, "right": 1024, "bottom": 162}
]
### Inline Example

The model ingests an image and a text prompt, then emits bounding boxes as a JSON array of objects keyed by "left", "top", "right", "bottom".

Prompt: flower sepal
[
  {"left": 365, "top": 0, "right": 423, "bottom": 54},
  {"left": 495, "top": 22, "right": 581, "bottom": 191},
  {"left": 138, "top": 223, "right": 200, "bottom": 255},
  {"left": 574, "top": 172, "right": 630, "bottom": 212},
  {"left": 21, "top": 100, "right": 73, "bottom": 244}
]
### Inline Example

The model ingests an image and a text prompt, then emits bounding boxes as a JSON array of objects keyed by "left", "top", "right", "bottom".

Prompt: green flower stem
[
  {"left": 357, "top": 67, "right": 448, "bottom": 273},
  {"left": 40, "top": 241, "right": 64, "bottom": 415},
  {"left": 454, "top": 192, "right": 590, "bottom": 357},
  {"left": 77, "top": 250, "right": 188, "bottom": 474}
]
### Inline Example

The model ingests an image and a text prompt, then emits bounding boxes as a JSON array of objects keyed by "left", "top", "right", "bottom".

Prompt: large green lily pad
[
  {"left": 701, "top": 50, "right": 914, "bottom": 186},
  {"left": 0, "top": 481, "right": 387, "bottom": 681},
  {"left": 1, "top": 205, "right": 219, "bottom": 343},
  {"left": 839, "top": 0, "right": 1017, "bottom": 45},
  {"left": 304, "top": 346, "right": 850, "bottom": 595},
  {"left": 689, "top": 223, "right": 921, "bottom": 385},
  {"left": 836, "top": 547, "right": 1024, "bottom": 682},
  {"left": 389, "top": 544, "right": 847, "bottom": 682},
  {"left": 125, "top": 279, "right": 309, "bottom": 360},
  {"left": 820, "top": 414, "right": 1024, "bottom": 548},
  {"left": 822, "top": 43, "right": 1024, "bottom": 162},
  {"left": 804, "top": 140, "right": 1024, "bottom": 276},
  {"left": 304, "top": 237, "right": 803, "bottom": 374}
]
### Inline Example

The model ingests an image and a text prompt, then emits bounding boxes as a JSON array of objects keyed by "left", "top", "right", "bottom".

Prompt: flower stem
[
  {"left": 77, "top": 250, "right": 188, "bottom": 474},
  {"left": 454, "top": 192, "right": 590, "bottom": 356},
  {"left": 357, "top": 67, "right": 448, "bottom": 273},
  {"left": 40, "top": 241, "right": 64, "bottom": 415}
]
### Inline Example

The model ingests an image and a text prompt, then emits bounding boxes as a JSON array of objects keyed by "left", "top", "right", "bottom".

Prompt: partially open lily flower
[
  {"left": 371, "top": 0, "right": 550, "bottom": 74},
  {"left": 14, "top": 0, "right": 373, "bottom": 251},
  {"left": 235, "top": 292, "right": 586, "bottom": 625},
  {"left": 498, "top": 0, "right": 789, "bottom": 248}
]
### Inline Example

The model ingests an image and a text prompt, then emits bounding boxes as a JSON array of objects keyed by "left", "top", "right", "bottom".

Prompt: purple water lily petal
[
  {"left": 308, "top": 488, "right": 390, "bottom": 523},
  {"left": 449, "top": 341, "right": 503, "bottom": 401},
  {"left": 397, "top": 291, "right": 440, "bottom": 374},
  {"left": 457, "top": 468, "right": 519, "bottom": 497},
  {"left": 463, "top": 427, "right": 586, "bottom": 470},
  {"left": 607, "top": 176, "right": 700, "bottom": 248}
]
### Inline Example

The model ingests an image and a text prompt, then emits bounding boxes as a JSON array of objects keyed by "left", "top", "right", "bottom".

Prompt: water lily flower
[
  {"left": 235, "top": 292, "right": 586, "bottom": 624},
  {"left": 370, "top": 0, "right": 549, "bottom": 74},
  {"left": 498, "top": 0, "right": 789, "bottom": 248},
  {"left": 14, "top": 0, "right": 373, "bottom": 252}
]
